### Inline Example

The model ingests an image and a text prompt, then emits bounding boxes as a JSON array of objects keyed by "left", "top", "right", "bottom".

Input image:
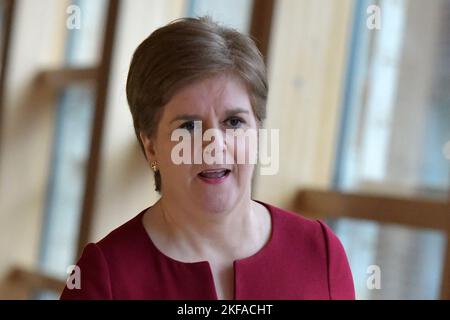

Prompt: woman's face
[{"left": 141, "top": 74, "right": 258, "bottom": 214}]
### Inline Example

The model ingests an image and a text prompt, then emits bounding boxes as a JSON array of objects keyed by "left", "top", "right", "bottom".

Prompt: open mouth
[{"left": 197, "top": 169, "right": 231, "bottom": 184}]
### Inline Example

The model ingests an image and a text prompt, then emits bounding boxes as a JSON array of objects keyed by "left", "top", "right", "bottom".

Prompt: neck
[{"left": 155, "top": 192, "right": 260, "bottom": 260}]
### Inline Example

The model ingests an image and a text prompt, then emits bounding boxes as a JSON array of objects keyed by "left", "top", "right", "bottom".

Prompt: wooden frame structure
[
  {"left": 75, "top": 0, "right": 120, "bottom": 259},
  {"left": 0, "top": 0, "right": 16, "bottom": 160},
  {"left": 2, "top": 0, "right": 448, "bottom": 301},
  {"left": 249, "top": 0, "right": 276, "bottom": 62},
  {"left": 294, "top": 189, "right": 450, "bottom": 300}
]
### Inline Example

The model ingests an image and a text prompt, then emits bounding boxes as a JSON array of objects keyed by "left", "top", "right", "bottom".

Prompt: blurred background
[{"left": 0, "top": 0, "right": 449, "bottom": 300}]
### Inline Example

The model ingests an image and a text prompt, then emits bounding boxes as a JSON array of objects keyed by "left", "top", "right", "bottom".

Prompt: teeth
[{"left": 199, "top": 169, "right": 228, "bottom": 178}]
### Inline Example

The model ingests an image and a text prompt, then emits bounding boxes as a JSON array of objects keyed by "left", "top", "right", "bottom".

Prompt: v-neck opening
[{"left": 138, "top": 199, "right": 276, "bottom": 300}]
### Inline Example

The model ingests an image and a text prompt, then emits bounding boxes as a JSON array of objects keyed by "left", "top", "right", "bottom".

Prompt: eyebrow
[{"left": 169, "top": 108, "right": 250, "bottom": 124}]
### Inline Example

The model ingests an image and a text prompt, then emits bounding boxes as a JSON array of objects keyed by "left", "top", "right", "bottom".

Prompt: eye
[
  {"left": 225, "top": 117, "right": 245, "bottom": 128},
  {"left": 179, "top": 121, "right": 195, "bottom": 131}
]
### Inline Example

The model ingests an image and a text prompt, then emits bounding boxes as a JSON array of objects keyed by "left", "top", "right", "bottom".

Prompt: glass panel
[
  {"left": 335, "top": 0, "right": 450, "bottom": 197},
  {"left": 39, "top": 85, "right": 95, "bottom": 278},
  {"left": 334, "top": 0, "right": 450, "bottom": 299},
  {"left": 66, "top": 0, "right": 108, "bottom": 66},
  {"left": 335, "top": 218, "right": 446, "bottom": 299},
  {"left": 38, "top": 0, "right": 107, "bottom": 280},
  {"left": 187, "top": 0, "right": 254, "bottom": 34},
  {"left": 31, "top": 288, "right": 60, "bottom": 300}
]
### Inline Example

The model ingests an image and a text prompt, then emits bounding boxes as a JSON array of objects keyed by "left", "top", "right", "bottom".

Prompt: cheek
[
  {"left": 235, "top": 163, "right": 255, "bottom": 190},
  {"left": 158, "top": 142, "right": 190, "bottom": 178},
  {"left": 160, "top": 134, "right": 203, "bottom": 183},
  {"left": 157, "top": 141, "right": 173, "bottom": 166}
]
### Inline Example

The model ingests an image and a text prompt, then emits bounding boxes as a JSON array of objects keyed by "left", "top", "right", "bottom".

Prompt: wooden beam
[
  {"left": 76, "top": 0, "right": 120, "bottom": 259},
  {"left": 8, "top": 267, "right": 66, "bottom": 293},
  {"left": 0, "top": 267, "right": 66, "bottom": 299},
  {"left": 295, "top": 188, "right": 450, "bottom": 300},
  {"left": 295, "top": 189, "right": 450, "bottom": 231},
  {"left": 441, "top": 237, "right": 450, "bottom": 300},
  {"left": 249, "top": 0, "right": 276, "bottom": 62},
  {"left": 34, "top": 67, "right": 98, "bottom": 90},
  {"left": 0, "top": 0, "right": 16, "bottom": 159}
]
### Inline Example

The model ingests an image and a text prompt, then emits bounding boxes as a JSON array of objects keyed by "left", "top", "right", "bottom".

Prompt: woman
[{"left": 60, "top": 17, "right": 355, "bottom": 300}]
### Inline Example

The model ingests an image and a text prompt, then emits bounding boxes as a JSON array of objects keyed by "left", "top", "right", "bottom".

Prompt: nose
[
  {"left": 201, "top": 120, "right": 226, "bottom": 153},
  {"left": 198, "top": 119, "right": 231, "bottom": 166}
]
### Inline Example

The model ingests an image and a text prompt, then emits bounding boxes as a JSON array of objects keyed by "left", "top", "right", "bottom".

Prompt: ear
[{"left": 139, "top": 132, "right": 157, "bottom": 161}]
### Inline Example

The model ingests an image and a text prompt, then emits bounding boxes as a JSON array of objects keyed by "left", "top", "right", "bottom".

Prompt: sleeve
[
  {"left": 60, "top": 243, "right": 113, "bottom": 300},
  {"left": 317, "top": 220, "right": 355, "bottom": 300}
]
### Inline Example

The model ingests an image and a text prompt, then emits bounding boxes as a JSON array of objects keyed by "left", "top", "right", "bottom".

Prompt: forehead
[{"left": 162, "top": 74, "right": 252, "bottom": 118}]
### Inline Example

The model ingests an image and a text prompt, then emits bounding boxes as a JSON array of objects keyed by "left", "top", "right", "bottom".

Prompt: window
[
  {"left": 39, "top": 0, "right": 107, "bottom": 280},
  {"left": 334, "top": 0, "right": 450, "bottom": 299},
  {"left": 187, "top": 0, "right": 254, "bottom": 33}
]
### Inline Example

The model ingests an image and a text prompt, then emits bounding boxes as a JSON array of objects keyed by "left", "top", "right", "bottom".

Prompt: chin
[{"left": 196, "top": 191, "right": 236, "bottom": 214}]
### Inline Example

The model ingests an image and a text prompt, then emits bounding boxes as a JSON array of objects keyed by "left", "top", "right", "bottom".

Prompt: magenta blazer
[{"left": 60, "top": 201, "right": 355, "bottom": 300}]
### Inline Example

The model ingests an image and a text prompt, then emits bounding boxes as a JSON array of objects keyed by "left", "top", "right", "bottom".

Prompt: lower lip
[{"left": 197, "top": 171, "right": 230, "bottom": 185}]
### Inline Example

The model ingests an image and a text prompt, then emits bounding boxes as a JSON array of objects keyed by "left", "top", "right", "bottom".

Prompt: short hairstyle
[{"left": 126, "top": 16, "right": 268, "bottom": 192}]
